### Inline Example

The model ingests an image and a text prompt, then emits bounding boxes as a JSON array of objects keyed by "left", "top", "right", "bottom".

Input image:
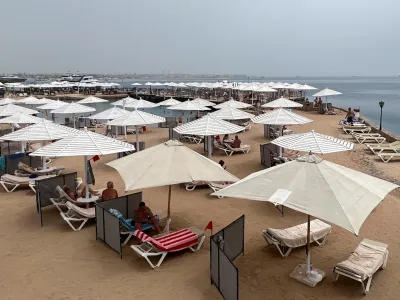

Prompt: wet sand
[{"left": 1, "top": 109, "right": 399, "bottom": 300}]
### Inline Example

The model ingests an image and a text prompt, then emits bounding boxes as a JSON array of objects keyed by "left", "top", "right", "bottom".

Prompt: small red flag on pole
[
  {"left": 92, "top": 155, "right": 100, "bottom": 162},
  {"left": 205, "top": 221, "right": 213, "bottom": 235}
]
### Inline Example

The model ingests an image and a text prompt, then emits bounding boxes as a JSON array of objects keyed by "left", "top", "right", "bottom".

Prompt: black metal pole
[{"left": 379, "top": 106, "right": 383, "bottom": 131}]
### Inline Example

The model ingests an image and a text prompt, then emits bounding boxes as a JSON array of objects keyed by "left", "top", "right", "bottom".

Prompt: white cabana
[
  {"left": 157, "top": 97, "right": 182, "bottom": 106},
  {"left": 88, "top": 107, "right": 129, "bottom": 120},
  {"left": 190, "top": 97, "right": 216, "bottom": 107},
  {"left": 107, "top": 109, "right": 165, "bottom": 151},
  {"left": 0, "top": 103, "right": 39, "bottom": 116},
  {"left": 77, "top": 96, "right": 109, "bottom": 104},
  {"left": 30, "top": 128, "right": 135, "bottom": 199},
  {"left": 213, "top": 98, "right": 252, "bottom": 109},
  {"left": 213, "top": 154, "right": 398, "bottom": 285},
  {"left": 51, "top": 102, "right": 96, "bottom": 128},
  {"left": 209, "top": 107, "right": 255, "bottom": 120},
  {"left": 262, "top": 97, "right": 303, "bottom": 108},
  {"left": 0, "top": 97, "right": 16, "bottom": 105},
  {"left": 36, "top": 99, "right": 68, "bottom": 110}
]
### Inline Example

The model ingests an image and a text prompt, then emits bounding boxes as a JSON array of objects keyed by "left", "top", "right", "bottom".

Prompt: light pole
[{"left": 379, "top": 101, "right": 385, "bottom": 131}]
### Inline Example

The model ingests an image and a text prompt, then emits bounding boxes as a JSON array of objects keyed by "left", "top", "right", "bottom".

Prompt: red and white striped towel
[{"left": 134, "top": 229, "right": 198, "bottom": 252}]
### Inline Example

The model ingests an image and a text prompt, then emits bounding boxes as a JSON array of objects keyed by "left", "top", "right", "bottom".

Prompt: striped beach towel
[{"left": 134, "top": 229, "right": 198, "bottom": 252}]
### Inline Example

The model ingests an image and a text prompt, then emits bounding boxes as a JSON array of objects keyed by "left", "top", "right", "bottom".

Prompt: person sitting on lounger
[
  {"left": 63, "top": 186, "right": 78, "bottom": 200},
  {"left": 215, "top": 135, "right": 221, "bottom": 143},
  {"left": 135, "top": 202, "right": 161, "bottom": 234},
  {"left": 223, "top": 134, "right": 232, "bottom": 143},
  {"left": 231, "top": 135, "right": 242, "bottom": 148},
  {"left": 345, "top": 107, "right": 355, "bottom": 124},
  {"left": 78, "top": 184, "right": 100, "bottom": 198},
  {"left": 101, "top": 181, "right": 118, "bottom": 201}
]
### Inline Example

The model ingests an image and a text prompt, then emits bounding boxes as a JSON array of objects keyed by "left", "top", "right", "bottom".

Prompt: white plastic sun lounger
[
  {"left": 262, "top": 219, "right": 331, "bottom": 257},
  {"left": 353, "top": 134, "right": 386, "bottom": 144},
  {"left": 343, "top": 126, "right": 370, "bottom": 134},
  {"left": 224, "top": 143, "right": 251, "bottom": 155},
  {"left": 0, "top": 174, "right": 55, "bottom": 193},
  {"left": 365, "top": 141, "right": 400, "bottom": 154},
  {"left": 213, "top": 141, "right": 233, "bottom": 156},
  {"left": 18, "top": 162, "right": 65, "bottom": 176},
  {"left": 333, "top": 239, "right": 388, "bottom": 294},
  {"left": 60, "top": 202, "right": 95, "bottom": 231},
  {"left": 130, "top": 226, "right": 205, "bottom": 268},
  {"left": 188, "top": 135, "right": 204, "bottom": 144},
  {"left": 377, "top": 152, "right": 400, "bottom": 163}
]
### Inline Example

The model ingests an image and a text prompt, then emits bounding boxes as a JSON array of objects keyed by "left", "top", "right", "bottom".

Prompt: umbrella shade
[
  {"left": 251, "top": 107, "right": 313, "bottom": 125},
  {"left": 272, "top": 130, "right": 354, "bottom": 154},
  {"left": 272, "top": 83, "right": 287, "bottom": 89},
  {"left": 213, "top": 154, "right": 398, "bottom": 235},
  {"left": 157, "top": 98, "right": 182, "bottom": 106},
  {"left": 0, "top": 97, "right": 16, "bottom": 105},
  {"left": 37, "top": 99, "right": 68, "bottom": 110},
  {"left": 174, "top": 114, "right": 245, "bottom": 136},
  {"left": 77, "top": 96, "right": 109, "bottom": 104},
  {"left": 209, "top": 107, "right": 255, "bottom": 120},
  {"left": 298, "top": 84, "right": 317, "bottom": 90},
  {"left": 113, "top": 97, "right": 138, "bottom": 106},
  {"left": 131, "top": 83, "right": 142, "bottom": 86},
  {"left": 313, "top": 88, "right": 342, "bottom": 97},
  {"left": 125, "top": 98, "right": 159, "bottom": 109},
  {"left": 88, "top": 107, "right": 129, "bottom": 120},
  {"left": 0, "top": 113, "right": 50, "bottom": 124},
  {"left": 107, "top": 139, "right": 239, "bottom": 191},
  {"left": 0, "top": 104, "right": 38, "bottom": 116},
  {"left": 262, "top": 97, "right": 303, "bottom": 108},
  {"left": 213, "top": 99, "right": 252, "bottom": 109},
  {"left": 167, "top": 100, "right": 211, "bottom": 111},
  {"left": 23, "top": 97, "right": 53, "bottom": 105},
  {"left": 107, "top": 110, "right": 165, "bottom": 126},
  {"left": 1, "top": 119, "right": 78, "bottom": 141},
  {"left": 190, "top": 97, "right": 216, "bottom": 107},
  {"left": 50, "top": 102, "right": 96, "bottom": 114},
  {"left": 254, "top": 86, "right": 277, "bottom": 93},
  {"left": 30, "top": 128, "right": 135, "bottom": 157}
]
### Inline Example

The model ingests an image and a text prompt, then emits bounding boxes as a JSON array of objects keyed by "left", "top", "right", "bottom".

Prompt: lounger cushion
[
  {"left": 267, "top": 219, "right": 331, "bottom": 248},
  {"left": 1, "top": 174, "right": 53, "bottom": 184},
  {"left": 336, "top": 241, "right": 388, "bottom": 281},
  {"left": 66, "top": 202, "right": 95, "bottom": 218}
]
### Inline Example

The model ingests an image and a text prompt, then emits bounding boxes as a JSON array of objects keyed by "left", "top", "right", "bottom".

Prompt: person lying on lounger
[
  {"left": 78, "top": 184, "right": 100, "bottom": 198},
  {"left": 63, "top": 186, "right": 78, "bottom": 200},
  {"left": 231, "top": 135, "right": 242, "bottom": 148},
  {"left": 135, "top": 202, "right": 161, "bottom": 234},
  {"left": 101, "top": 181, "right": 118, "bottom": 201}
]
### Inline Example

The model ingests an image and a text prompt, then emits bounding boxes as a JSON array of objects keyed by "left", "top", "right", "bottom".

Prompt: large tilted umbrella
[
  {"left": 107, "top": 109, "right": 165, "bottom": 151},
  {"left": 173, "top": 114, "right": 245, "bottom": 157},
  {"left": 77, "top": 96, "right": 109, "bottom": 104},
  {"left": 214, "top": 154, "right": 398, "bottom": 285},
  {"left": 107, "top": 140, "right": 239, "bottom": 230},
  {"left": 30, "top": 128, "right": 135, "bottom": 198},
  {"left": 0, "top": 103, "right": 38, "bottom": 116},
  {"left": 213, "top": 98, "right": 253, "bottom": 109},
  {"left": 261, "top": 97, "right": 302, "bottom": 108},
  {"left": 209, "top": 106, "right": 255, "bottom": 120},
  {"left": 157, "top": 97, "right": 182, "bottom": 106},
  {"left": 51, "top": 102, "right": 96, "bottom": 128}
]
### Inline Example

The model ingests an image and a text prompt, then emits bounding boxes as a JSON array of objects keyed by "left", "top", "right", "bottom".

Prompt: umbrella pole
[
  {"left": 73, "top": 114, "right": 75, "bottom": 129},
  {"left": 42, "top": 141, "right": 47, "bottom": 170},
  {"left": 306, "top": 214, "right": 311, "bottom": 273},
  {"left": 208, "top": 135, "right": 212, "bottom": 158},
  {"left": 279, "top": 125, "right": 283, "bottom": 157},
  {"left": 124, "top": 126, "right": 127, "bottom": 140},
  {"left": 84, "top": 155, "right": 89, "bottom": 198},
  {"left": 135, "top": 126, "right": 139, "bottom": 152}
]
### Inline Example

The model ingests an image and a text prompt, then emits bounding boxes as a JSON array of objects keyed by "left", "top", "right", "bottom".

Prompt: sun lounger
[
  {"left": 343, "top": 126, "right": 371, "bottom": 134},
  {"left": 60, "top": 202, "right": 95, "bottom": 231},
  {"left": 0, "top": 174, "right": 55, "bottom": 193},
  {"left": 18, "top": 162, "right": 65, "bottom": 176},
  {"left": 213, "top": 141, "right": 233, "bottom": 156},
  {"left": 208, "top": 182, "right": 233, "bottom": 198},
  {"left": 130, "top": 227, "right": 205, "bottom": 268},
  {"left": 377, "top": 152, "right": 400, "bottom": 163},
  {"left": 365, "top": 141, "right": 400, "bottom": 154},
  {"left": 262, "top": 219, "right": 331, "bottom": 257},
  {"left": 333, "top": 239, "right": 388, "bottom": 294},
  {"left": 188, "top": 135, "right": 204, "bottom": 144},
  {"left": 239, "top": 121, "right": 251, "bottom": 132},
  {"left": 353, "top": 134, "right": 386, "bottom": 144},
  {"left": 224, "top": 143, "right": 251, "bottom": 155}
]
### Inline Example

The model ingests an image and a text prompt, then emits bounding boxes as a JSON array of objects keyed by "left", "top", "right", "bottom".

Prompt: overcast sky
[{"left": 1, "top": 0, "right": 399, "bottom": 76}]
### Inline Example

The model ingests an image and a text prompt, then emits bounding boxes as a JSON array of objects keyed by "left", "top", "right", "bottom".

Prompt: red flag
[
  {"left": 92, "top": 155, "right": 100, "bottom": 162},
  {"left": 205, "top": 221, "right": 213, "bottom": 234}
]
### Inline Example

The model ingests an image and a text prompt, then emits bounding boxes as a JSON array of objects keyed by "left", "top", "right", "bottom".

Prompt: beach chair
[
  {"left": 130, "top": 227, "right": 205, "bottom": 268},
  {"left": 0, "top": 174, "right": 55, "bottom": 193},
  {"left": 333, "top": 239, "right": 388, "bottom": 294},
  {"left": 185, "top": 181, "right": 207, "bottom": 191},
  {"left": 213, "top": 141, "right": 233, "bottom": 156},
  {"left": 324, "top": 107, "right": 339, "bottom": 115},
  {"left": 18, "top": 162, "right": 65, "bottom": 176},
  {"left": 365, "top": 141, "right": 400, "bottom": 154},
  {"left": 208, "top": 182, "right": 233, "bottom": 199},
  {"left": 343, "top": 126, "right": 371, "bottom": 135},
  {"left": 377, "top": 153, "right": 400, "bottom": 163},
  {"left": 353, "top": 134, "right": 386, "bottom": 144},
  {"left": 262, "top": 219, "right": 331, "bottom": 257},
  {"left": 224, "top": 143, "right": 251, "bottom": 155},
  {"left": 60, "top": 202, "right": 95, "bottom": 231},
  {"left": 239, "top": 121, "right": 251, "bottom": 132},
  {"left": 108, "top": 208, "right": 168, "bottom": 246},
  {"left": 188, "top": 135, "right": 204, "bottom": 144}
]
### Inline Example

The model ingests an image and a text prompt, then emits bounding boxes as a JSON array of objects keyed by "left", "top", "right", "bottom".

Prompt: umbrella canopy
[
  {"left": 23, "top": 97, "right": 53, "bottom": 105},
  {"left": 190, "top": 97, "right": 216, "bottom": 107},
  {"left": 252, "top": 107, "right": 313, "bottom": 125},
  {"left": 88, "top": 107, "right": 129, "bottom": 120},
  {"left": 37, "top": 99, "right": 68, "bottom": 110},
  {"left": 1, "top": 119, "right": 77, "bottom": 141},
  {"left": 157, "top": 97, "right": 182, "bottom": 106},
  {"left": 261, "top": 97, "right": 303, "bottom": 108},
  {"left": 209, "top": 107, "right": 255, "bottom": 120},
  {"left": 272, "top": 83, "right": 287, "bottom": 89},
  {"left": 0, "top": 103, "right": 38, "bottom": 116},
  {"left": 125, "top": 97, "right": 159, "bottom": 109},
  {"left": 213, "top": 154, "right": 398, "bottom": 235},
  {"left": 213, "top": 99, "right": 252, "bottom": 109},
  {"left": 77, "top": 96, "right": 109, "bottom": 104},
  {"left": 50, "top": 102, "right": 96, "bottom": 114},
  {"left": 131, "top": 83, "right": 142, "bottom": 86},
  {"left": 313, "top": 88, "right": 342, "bottom": 97},
  {"left": 254, "top": 85, "right": 277, "bottom": 93},
  {"left": 174, "top": 114, "right": 245, "bottom": 136},
  {"left": 0, "top": 97, "right": 16, "bottom": 105},
  {"left": 167, "top": 100, "right": 211, "bottom": 111},
  {"left": 298, "top": 84, "right": 317, "bottom": 91},
  {"left": 0, "top": 113, "right": 49, "bottom": 125},
  {"left": 113, "top": 96, "right": 138, "bottom": 106},
  {"left": 272, "top": 130, "right": 354, "bottom": 154}
]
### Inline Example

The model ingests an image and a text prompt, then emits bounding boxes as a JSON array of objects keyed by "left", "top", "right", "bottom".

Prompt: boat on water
[
  {"left": 0, "top": 75, "right": 27, "bottom": 83},
  {"left": 59, "top": 74, "right": 99, "bottom": 84}
]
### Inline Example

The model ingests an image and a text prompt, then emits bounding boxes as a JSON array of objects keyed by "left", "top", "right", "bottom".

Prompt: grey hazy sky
[{"left": 1, "top": 0, "right": 400, "bottom": 76}]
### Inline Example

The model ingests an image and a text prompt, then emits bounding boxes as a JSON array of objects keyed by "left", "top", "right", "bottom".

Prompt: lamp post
[{"left": 379, "top": 101, "right": 385, "bottom": 131}]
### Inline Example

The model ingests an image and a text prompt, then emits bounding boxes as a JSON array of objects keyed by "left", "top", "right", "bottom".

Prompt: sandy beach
[{"left": 1, "top": 109, "right": 399, "bottom": 300}]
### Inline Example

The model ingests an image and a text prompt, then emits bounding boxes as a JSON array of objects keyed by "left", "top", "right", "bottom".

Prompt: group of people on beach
[{"left": 215, "top": 134, "right": 242, "bottom": 148}]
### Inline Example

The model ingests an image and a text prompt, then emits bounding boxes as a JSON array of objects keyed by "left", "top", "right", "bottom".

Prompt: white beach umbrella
[
  {"left": 254, "top": 85, "right": 277, "bottom": 93},
  {"left": 0, "top": 82, "right": 3, "bottom": 86},
  {"left": 145, "top": 82, "right": 153, "bottom": 86},
  {"left": 131, "top": 83, "right": 142, "bottom": 86},
  {"left": 77, "top": 96, "right": 109, "bottom": 104},
  {"left": 209, "top": 107, "right": 255, "bottom": 120},
  {"left": 23, "top": 97, "right": 53, "bottom": 105},
  {"left": 213, "top": 154, "right": 398, "bottom": 284},
  {"left": 113, "top": 96, "right": 138, "bottom": 107},
  {"left": 0, "top": 103, "right": 38, "bottom": 116},
  {"left": 107, "top": 109, "right": 165, "bottom": 151},
  {"left": 298, "top": 84, "right": 317, "bottom": 91},
  {"left": 251, "top": 107, "right": 312, "bottom": 125},
  {"left": 313, "top": 88, "right": 342, "bottom": 106},
  {"left": 272, "top": 130, "right": 354, "bottom": 154},
  {"left": 157, "top": 97, "right": 182, "bottom": 106},
  {"left": 190, "top": 97, "right": 216, "bottom": 107},
  {"left": 272, "top": 83, "right": 287, "bottom": 89},
  {"left": 30, "top": 128, "right": 135, "bottom": 198},
  {"left": 213, "top": 98, "right": 253, "bottom": 109},
  {"left": 0, "top": 97, "right": 17, "bottom": 105},
  {"left": 125, "top": 97, "right": 159, "bottom": 109},
  {"left": 51, "top": 102, "right": 96, "bottom": 128},
  {"left": 167, "top": 100, "right": 211, "bottom": 112},
  {"left": 36, "top": 99, "right": 68, "bottom": 110},
  {"left": 107, "top": 139, "right": 239, "bottom": 224},
  {"left": 0, "top": 113, "right": 49, "bottom": 125},
  {"left": 261, "top": 97, "right": 303, "bottom": 108},
  {"left": 88, "top": 107, "right": 129, "bottom": 120}
]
